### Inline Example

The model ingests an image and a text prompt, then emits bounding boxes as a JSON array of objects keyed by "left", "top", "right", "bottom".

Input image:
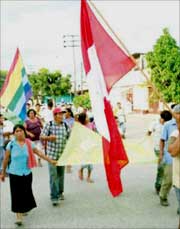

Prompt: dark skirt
[{"left": 9, "top": 172, "right": 37, "bottom": 213}]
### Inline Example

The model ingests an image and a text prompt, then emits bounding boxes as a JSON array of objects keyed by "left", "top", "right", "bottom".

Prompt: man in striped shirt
[{"left": 41, "top": 107, "right": 69, "bottom": 206}]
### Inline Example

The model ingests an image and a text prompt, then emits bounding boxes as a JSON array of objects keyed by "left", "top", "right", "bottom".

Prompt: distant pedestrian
[
  {"left": 64, "top": 108, "right": 74, "bottom": 173},
  {"left": 41, "top": 99, "right": 54, "bottom": 124},
  {"left": 35, "top": 103, "right": 43, "bottom": 121},
  {"left": 24, "top": 109, "right": 43, "bottom": 167},
  {"left": 0, "top": 114, "right": 12, "bottom": 174},
  {"left": 114, "top": 102, "right": 126, "bottom": 139},
  {"left": 159, "top": 108, "right": 177, "bottom": 206},
  {"left": 64, "top": 108, "right": 74, "bottom": 129},
  {"left": 78, "top": 112, "right": 94, "bottom": 183},
  {"left": 147, "top": 110, "right": 172, "bottom": 194},
  {"left": 0, "top": 124, "right": 56, "bottom": 226},
  {"left": 26, "top": 102, "right": 31, "bottom": 111}
]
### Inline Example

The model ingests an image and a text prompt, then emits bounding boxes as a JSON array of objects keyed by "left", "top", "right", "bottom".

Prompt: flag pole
[{"left": 88, "top": 0, "right": 172, "bottom": 113}]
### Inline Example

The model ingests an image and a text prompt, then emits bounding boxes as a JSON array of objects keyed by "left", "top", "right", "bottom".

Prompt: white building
[{"left": 109, "top": 53, "right": 153, "bottom": 113}]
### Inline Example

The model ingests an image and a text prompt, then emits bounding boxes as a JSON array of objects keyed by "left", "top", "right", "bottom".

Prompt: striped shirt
[{"left": 41, "top": 121, "right": 69, "bottom": 160}]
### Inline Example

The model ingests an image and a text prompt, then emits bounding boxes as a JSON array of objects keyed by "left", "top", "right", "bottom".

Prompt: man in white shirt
[
  {"left": 41, "top": 99, "right": 54, "bottom": 124},
  {"left": 114, "top": 102, "right": 126, "bottom": 139}
]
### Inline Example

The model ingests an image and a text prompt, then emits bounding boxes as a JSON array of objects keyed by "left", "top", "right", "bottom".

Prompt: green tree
[
  {"left": 29, "top": 68, "right": 72, "bottom": 103},
  {"left": 146, "top": 28, "right": 180, "bottom": 103},
  {"left": 73, "top": 92, "right": 91, "bottom": 109},
  {"left": 28, "top": 72, "right": 42, "bottom": 101},
  {"left": 0, "top": 70, "right": 8, "bottom": 90}
]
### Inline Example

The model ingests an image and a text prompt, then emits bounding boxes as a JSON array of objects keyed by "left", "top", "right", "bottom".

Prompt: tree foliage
[
  {"left": 0, "top": 70, "right": 8, "bottom": 90},
  {"left": 73, "top": 92, "right": 91, "bottom": 109},
  {"left": 29, "top": 68, "right": 72, "bottom": 101},
  {"left": 146, "top": 28, "right": 180, "bottom": 103}
]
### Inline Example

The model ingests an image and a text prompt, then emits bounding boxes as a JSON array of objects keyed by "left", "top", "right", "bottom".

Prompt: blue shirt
[
  {"left": 161, "top": 119, "right": 177, "bottom": 164},
  {"left": 64, "top": 117, "right": 74, "bottom": 129},
  {"left": 6, "top": 140, "right": 35, "bottom": 176}
]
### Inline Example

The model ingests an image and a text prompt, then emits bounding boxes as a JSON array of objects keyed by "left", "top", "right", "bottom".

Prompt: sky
[{"left": 1, "top": 0, "right": 179, "bottom": 87}]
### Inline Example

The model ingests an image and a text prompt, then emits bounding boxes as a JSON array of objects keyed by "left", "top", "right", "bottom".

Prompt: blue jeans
[
  {"left": 48, "top": 164, "right": 65, "bottom": 201},
  {"left": 174, "top": 186, "right": 180, "bottom": 214},
  {"left": 119, "top": 122, "right": 126, "bottom": 135}
]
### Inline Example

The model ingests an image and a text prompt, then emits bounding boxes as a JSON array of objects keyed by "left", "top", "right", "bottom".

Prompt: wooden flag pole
[{"left": 88, "top": 0, "right": 172, "bottom": 113}]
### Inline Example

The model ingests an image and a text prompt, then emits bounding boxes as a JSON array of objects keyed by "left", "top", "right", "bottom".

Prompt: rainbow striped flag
[{"left": 0, "top": 48, "right": 32, "bottom": 120}]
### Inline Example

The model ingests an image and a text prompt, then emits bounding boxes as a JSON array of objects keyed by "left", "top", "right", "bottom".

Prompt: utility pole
[
  {"left": 63, "top": 35, "right": 80, "bottom": 96},
  {"left": 80, "top": 62, "right": 84, "bottom": 95}
]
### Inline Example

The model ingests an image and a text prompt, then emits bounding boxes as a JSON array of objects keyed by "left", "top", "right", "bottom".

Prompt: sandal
[{"left": 15, "top": 220, "right": 23, "bottom": 226}]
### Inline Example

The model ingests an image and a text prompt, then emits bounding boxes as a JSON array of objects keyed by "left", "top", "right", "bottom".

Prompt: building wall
[{"left": 133, "top": 86, "right": 149, "bottom": 111}]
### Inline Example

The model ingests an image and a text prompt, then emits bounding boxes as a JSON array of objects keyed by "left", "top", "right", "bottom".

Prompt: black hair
[
  {"left": 27, "top": 108, "right": 36, "bottom": 117},
  {"left": 89, "top": 117, "right": 94, "bottom": 122},
  {"left": 47, "top": 99, "right": 53, "bottom": 108},
  {"left": 78, "top": 112, "right": 87, "bottom": 125},
  {"left": 66, "top": 108, "right": 74, "bottom": 118},
  {"left": 13, "top": 124, "right": 27, "bottom": 137},
  {"left": 171, "top": 104, "right": 177, "bottom": 109},
  {"left": 160, "top": 110, "right": 172, "bottom": 122}
]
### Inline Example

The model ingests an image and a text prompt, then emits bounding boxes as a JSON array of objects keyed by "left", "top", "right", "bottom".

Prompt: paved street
[{"left": 1, "top": 113, "right": 179, "bottom": 229}]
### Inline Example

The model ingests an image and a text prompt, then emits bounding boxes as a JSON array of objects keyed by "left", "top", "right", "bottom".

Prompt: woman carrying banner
[{"left": 0, "top": 124, "right": 57, "bottom": 226}]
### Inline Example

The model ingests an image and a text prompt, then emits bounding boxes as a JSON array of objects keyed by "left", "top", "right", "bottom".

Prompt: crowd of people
[
  {"left": 0, "top": 100, "right": 179, "bottom": 228},
  {"left": 0, "top": 99, "right": 97, "bottom": 225},
  {"left": 147, "top": 104, "right": 180, "bottom": 229}
]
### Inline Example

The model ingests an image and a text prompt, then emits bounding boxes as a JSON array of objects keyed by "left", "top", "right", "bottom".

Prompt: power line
[{"left": 62, "top": 34, "right": 80, "bottom": 95}]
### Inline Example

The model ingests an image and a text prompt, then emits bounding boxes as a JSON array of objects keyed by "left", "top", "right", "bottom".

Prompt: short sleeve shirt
[
  {"left": 6, "top": 140, "right": 35, "bottom": 176},
  {"left": 41, "top": 109, "right": 53, "bottom": 123},
  {"left": 161, "top": 119, "right": 177, "bottom": 164},
  {"left": 41, "top": 121, "right": 69, "bottom": 160},
  {"left": 64, "top": 117, "right": 74, "bottom": 129}
]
